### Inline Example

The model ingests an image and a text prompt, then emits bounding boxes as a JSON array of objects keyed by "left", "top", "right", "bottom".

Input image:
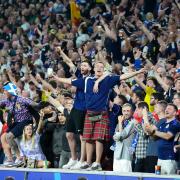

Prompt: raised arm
[
  {"left": 136, "top": 20, "right": 154, "bottom": 42},
  {"left": 29, "top": 74, "right": 41, "bottom": 88},
  {"left": 175, "top": 0, "right": 180, "bottom": 10},
  {"left": 36, "top": 111, "right": 44, "bottom": 134},
  {"left": 100, "top": 16, "right": 117, "bottom": 41},
  {"left": 145, "top": 58, "right": 170, "bottom": 92},
  {"left": 120, "top": 68, "right": 146, "bottom": 81},
  {"left": 134, "top": 76, "right": 146, "bottom": 91},
  {"left": 36, "top": 73, "right": 57, "bottom": 94},
  {"left": 47, "top": 95, "right": 64, "bottom": 113},
  {"left": 153, "top": 69, "right": 170, "bottom": 92},
  {"left": 6, "top": 69, "right": 18, "bottom": 88},
  {"left": 56, "top": 47, "right": 76, "bottom": 71},
  {"left": 142, "top": 108, "right": 151, "bottom": 134},
  {"left": 146, "top": 58, "right": 170, "bottom": 92},
  {"left": 53, "top": 74, "right": 72, "bottom": 85}
]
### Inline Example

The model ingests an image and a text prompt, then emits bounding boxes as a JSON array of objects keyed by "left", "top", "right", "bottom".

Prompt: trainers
[
  {"left": 62, "top": 158, "right": 78, "bottom": 169},
  {"left": 87, "top": 162, "right": 102, "bottom": 171},
  {"left": 3, "top": 160, "right": 15, "bottom": 167},
  {"left": 70, "top": 161, "right": 85, "bottom": 170},
  {"left": 15, "top": 158, "right": 24, "bottom": 167},
  {"left": 80, "top": 162, "right": 91, "bottom": 170}
]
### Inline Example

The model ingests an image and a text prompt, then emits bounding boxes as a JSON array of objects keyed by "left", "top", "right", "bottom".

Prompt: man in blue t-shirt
[
  {"left": 72, "top": 61, "right": 145, "bottom": 170},
  {"left": 146, "top": 103, "right": 180, "bottom": 174},
  {"left": 53, "top": 60, "right": 91, "bottom": 169}
]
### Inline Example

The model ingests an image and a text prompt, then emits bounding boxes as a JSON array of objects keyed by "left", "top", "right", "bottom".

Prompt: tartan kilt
[{"left": 82, "top": 111, "right": 110, "bottom": 141}]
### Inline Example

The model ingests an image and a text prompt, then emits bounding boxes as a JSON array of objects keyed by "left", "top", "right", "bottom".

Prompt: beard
[{"left": 81, "top": 69, "right": 89, "bottom": 75}]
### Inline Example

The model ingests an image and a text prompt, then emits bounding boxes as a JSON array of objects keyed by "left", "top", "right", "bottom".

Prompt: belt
[{"left": 87, "top": 111, "right": 107, "bottom": 116}]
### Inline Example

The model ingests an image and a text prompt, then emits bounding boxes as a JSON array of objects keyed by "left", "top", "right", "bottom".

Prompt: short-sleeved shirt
[
  {"left": 72, "top": 75, "right": 120, "bottom": 112},
  {"left": 18, "top": 132, "right": 46, "bottom": 160},
  {"left": 0, "top": 96, "right": 33, "bottom": 122},
  {"left": 146, "top": 118, "right": 166, "bottom": 156},
  {"left": 72, "top": 69, "right": 86, "bottom": 111},
  {"left": 157, "top": 119, "right": 180, "bottom": 160}
]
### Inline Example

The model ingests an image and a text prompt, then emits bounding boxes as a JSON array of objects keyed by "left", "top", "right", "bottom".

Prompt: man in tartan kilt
[{"left": 72, "top": 61, "right": 145, "bottom": 170}]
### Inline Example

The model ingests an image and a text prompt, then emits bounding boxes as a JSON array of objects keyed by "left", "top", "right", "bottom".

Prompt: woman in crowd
[{"left": 17, "top": 110, "right": 50, "bottom": 168}]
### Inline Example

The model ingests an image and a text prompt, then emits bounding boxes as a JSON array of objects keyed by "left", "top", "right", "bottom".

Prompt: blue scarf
[{"left": 129, "top": 132, "right": 139, "bottom": 154}]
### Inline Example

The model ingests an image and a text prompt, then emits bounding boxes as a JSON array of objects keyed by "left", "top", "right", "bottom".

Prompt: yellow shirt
[
  {"left": 41, "top": 91, "right": 51, "bottom": 102},
  {"left": 144, "top": 86, "right": 156, "bottom": 112},
  {"left": 96, "top": 0, "right": 106, "bottom": 3}
]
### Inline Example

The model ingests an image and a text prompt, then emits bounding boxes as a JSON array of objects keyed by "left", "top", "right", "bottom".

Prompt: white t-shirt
[{"left": 18, "top": 133, "right": 46, "bottom": 161}]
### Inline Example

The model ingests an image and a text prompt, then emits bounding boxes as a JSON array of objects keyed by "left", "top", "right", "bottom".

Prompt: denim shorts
[{"left": 7, "top": 119, "right": 33, "bottom": 138}]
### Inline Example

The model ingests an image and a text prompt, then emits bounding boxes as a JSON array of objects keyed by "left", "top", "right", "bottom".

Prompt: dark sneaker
[
  {"left": 87, "top": 162, "right": 102, "bottom": 171},
  {"left": 80, "top": 162, "right": 91, "bottom": 169},
  {"left": 15, "top": 158, "right": 24, "bottom": 167}
]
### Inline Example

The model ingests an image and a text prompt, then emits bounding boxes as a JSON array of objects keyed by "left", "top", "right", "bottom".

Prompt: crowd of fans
[{"left": 0, "top": 0, "right": 180, "bottom": 175}]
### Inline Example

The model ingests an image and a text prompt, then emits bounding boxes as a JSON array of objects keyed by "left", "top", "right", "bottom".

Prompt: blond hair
[
  {"left": 122, "top": 103, "right": 133, "bottom": 110},
  {"left": 22, "top": 124, "right": 35, "bottom": 149},
  {"left": 94, "top": 61, "right": 105, "bottom": 67}
]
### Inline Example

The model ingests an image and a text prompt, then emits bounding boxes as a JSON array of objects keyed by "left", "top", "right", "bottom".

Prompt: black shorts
[
  {"left": 7, "top": 119, "right": 33, "bottom": 138},
  {"left": 66, "top": 108, "right": 86, "bottom": 134}
]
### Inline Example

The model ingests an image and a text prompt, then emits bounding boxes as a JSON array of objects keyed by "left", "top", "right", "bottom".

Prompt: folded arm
[
  {"left": 153, "top": 130, "right": 174, "bottom": 140},
  {"left": 114, "top": 121, "right": 136, "bottom": 141},
  {"left": 93, "top": 72, "right": 111, "bottom": 93}
]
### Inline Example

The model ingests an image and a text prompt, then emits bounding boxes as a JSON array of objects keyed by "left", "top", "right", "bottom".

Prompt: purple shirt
[{"left": 0, "top": 96, "right": 33, "bottom": 122}]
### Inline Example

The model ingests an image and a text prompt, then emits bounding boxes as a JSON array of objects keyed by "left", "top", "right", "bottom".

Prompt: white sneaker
[
  {"left": 3, "top": 160, "right": 15, "bottom": 167},
  {"left": 62, "top": 158, "right": 78, "bottom": 169},
  {"left": 70, "top": 161, "right": 85, "bottom": 170},
  {"left": 15, "top": 158, "right": 24, "bottom": 167}
]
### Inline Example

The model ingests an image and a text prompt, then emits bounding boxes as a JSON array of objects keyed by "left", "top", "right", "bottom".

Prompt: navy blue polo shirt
[
  {"left": 157, "top": 119, "right": 180, "bottom": 160},
  {"left": 72, "top": 69, "right": 86, "bottom": 111},
  {"left": 72, "top": 75, "right": 120, "bottom": 112}
]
